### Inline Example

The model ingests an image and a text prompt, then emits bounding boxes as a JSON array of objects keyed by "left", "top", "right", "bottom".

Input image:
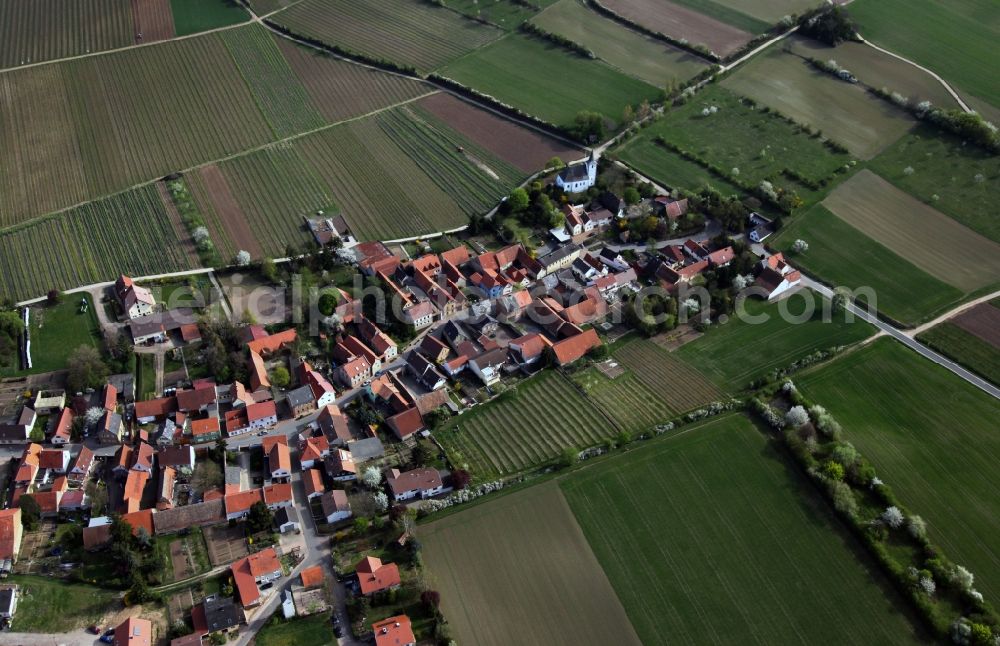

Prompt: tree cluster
[{"left": 799, "top": 7, "right": 857, "bottom": 45}]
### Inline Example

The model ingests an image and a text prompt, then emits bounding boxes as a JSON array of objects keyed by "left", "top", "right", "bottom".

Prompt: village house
[
  {"left": 357, "top": 316, "right": 398, "bottom": 361},
  {"left": 418, "top": 334, "right": 450, "bottom": 364},
  {"left": 49, "top": 408, "right": 72, "bottom": 445},
  {"left": 32, "top": 391, "right": 64, "bottom": 416},
  {"left": 0, "top": 509, "right": 22, "bottom": 570},
  {"left": 263, "top": 483, "right": 293, "bottom": 512},
  {"left": 406, "top": 352, "right": 447, "bottom": 391},
  {"left": 325, "top": 448, "right": 357, "bottom": 481},
  {"left": 113, "top": 616, "right": 152, "bottom": 646},
  {"left": 298, "top": 362, "right": 337, "bottom": 408},
  {"left": 653, "top": 195, "right": 688, "bottom": 220},
  {"left": 747, "top": 212, "right": 775, "bottom": 243},
  {"left": 385, "top": 407, "right": 426, "bottom": 441},
  {"left": 320, "top": 489, "right": 352, "bottom": 524},
  {"left": 299, "top": 434, "right": 330, "bottom": 470},
  {"left": 303, "top": 468, "right": 325, "bottom": 500},
  {"left": 386, "top": 467, "right": 445, "bottom": 502},
  {"left": 335, "top": 354, "right": 372, "bottom": 389},
  {"left": 190, "top": 417, "right": 222, "bottom": 444},
  {"left": 317, "top": 404, "right": 351, "bottom": 446},
  {"left": 469, "top": 347, "right": 508, "bottom": 387},
  {"left": 285, "top": 385, "right": 317, "bottom": 419},
  {"left": 353, "top": 241, "right": 400, "bottom": 276},
  {"left": 262, "top": 436, "right": 291, "bottom": 482},
  {"left": 115, "top": 275, "right": 156, "bottom": 319},
  {"left": 231, "top": 547, "right": 282, "bottom": 608},
  {"left": 355, "top": 555, "right": 401, "bottom": 596},
  {"left": 68, "top": 446, "right": 95, "bottom": 485},
  {"left": 402, "top": 301, "right": 436, "bottom": 330},
  {"left": 97, "top": 410, "right": 125, "bottom": 445},
  {"left": 755, "top": 252, "right": 802, "bottom": 300},
  {"left": 373, "top": 615, "right": 416, "bottom": 646}
]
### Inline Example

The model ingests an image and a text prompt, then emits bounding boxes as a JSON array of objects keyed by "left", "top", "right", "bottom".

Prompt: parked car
[
  {"left": 99, "top": 634, "right": 114, "bottom": 644},
  {"left": 87, "top": 625, "right": 101, "bottom": 635}
]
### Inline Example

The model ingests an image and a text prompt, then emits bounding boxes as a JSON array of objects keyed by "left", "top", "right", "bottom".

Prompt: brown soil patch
[
  {"left": 131, "top": 0, "right": 175, "bottom": 43},
  {"left": 417, "top": 92, "right": 581, "bottom": 174},
  {"left": 170, "top": 538, "right": 195, "bottom": 581},
  {"left": 196, "top": 164, "right": 262, "bottom": 259},
  {"left": 205, "top": 524, "right": 249, "bottom": 566},
  {"left": 651, "top": 325, "right": 702, "bottom": 350},
  {"left": 596, "top": 360, "right": 625, "bottom": 379},
  {"left": 156, "top": 182, "right": 200, "bottom": 266},
  {"left": 601, "top": 0, "right": 751, "bottom": 57},
  {"left": 952, "top": 303, "right": 1000, "bottom": 348}
]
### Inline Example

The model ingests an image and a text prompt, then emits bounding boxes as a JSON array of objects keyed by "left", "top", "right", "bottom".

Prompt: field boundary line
[{"left": 857, "top": 36, "right": 973, "bottom": 113}]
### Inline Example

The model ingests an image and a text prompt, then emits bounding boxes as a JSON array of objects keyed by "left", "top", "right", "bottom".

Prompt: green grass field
[
  {"left": 8, "top": 575, "right": 121, "bottom": 632},
  {"left": 1, "top": 296, "right": 102, "bottom": 376},
  {"left": 616, "top": 136, "right": 744, "bottom": 195},
  {"left": 673, "top": 297, "right": 875, "bottom": 390},
  {"left": 618, "top": 85, "right": 852, "bottom": 200},
  {"left": 799, "top": 338, "right": 1000, "bottom": 601},
  {"left": 772, "top": 204, "right": 964, "bottom": 326},
  {"left": 531, "top": 0, "right": 709, "bottom": 86},
  {"left": 170, "top": 0, "right": 248, "bottom": 36},
  {"left": 255, "top": 615, "right": 335, "bottom": 646},
  {"left": 439, "top": 32, "right": 662, "bottom": 129},
  {"left": 721, "top": 47, "right": 914, "bottom": 159},
  {"left": 435, "top": 370, "right": 614, "bottom": 478},
  {"left": 868, "top": 126, "right": 1000, "bottom": 243},
  {"left": 849, "top": 0, "right": 999, "bottom": 108},
  {"left": 562, "top": 414, "right": 927, "bottom": 644},
  {"left": 917, "top": 322, "right": 1000, "bottom": 386}
]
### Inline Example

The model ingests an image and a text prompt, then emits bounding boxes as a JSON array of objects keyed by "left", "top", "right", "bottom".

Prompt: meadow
[
  {"left": 444, "top": 0, "right": 547, "bottom": 29},
  {"left": 619, "top": 86, "right": 852, "bottom": 200},
  {"left": 868, "top": 126, "right": 1000, "bottom": 243},
  {"left": 531, "top": 0, "right": 709, "bottom": 86},
  {"left": 170, "top": 0, "right": 248, "bottom": 36},
  {"left": 615, "top": 136, "right": 744, "bottom": 196},
  {"left": 918, "top": 321, "right": 1000, "bottom": 387},
  {"left": 272, "top": 0, "right": 503, "bottom": 73},
  {"left": 799, "top": 338, "right": 1000, "bottom": 601},
  {"left": 254, "top": 615, "right": 335, "bottom": 646},
  {"left": 439, "top": 32, "right": 663, "bottom": 129},
  {"left": 1, "top": 296, "right": 102, "bottom": 376},
  {"left": 0, "top": 0, "right": 133, "bottom": 68},
  {"left": 849, "top": 0, "right": 1000, "bottom": 107},
  {"left": 772, "top": 205, "right": 963, "bottom": 326},
  {"left": 0, "top": 186, "right": 199, "bottom": 302},
  {"left": 435, "top": 370, "right": 614, "bottom": 478},
  {"left": 822, "top": 170, "right": 1000, "bottom": 292},
  {"left": 562, "top": 414, "right": 927, "bottom": 645},
  {"left": 721, "top": 47, "right": 915, "bottom": 159},
  {"left": 421, "top": 483, "right": 642, "bottom": 646},
  {"left": 600, "top": 0, "right": 752, "bottom": 57},
  {"left": 673, "top": 297, "right": 875, "bottom": 390},
  {"left": 7, "top": 575, "right": 121, "bottom": 632}
]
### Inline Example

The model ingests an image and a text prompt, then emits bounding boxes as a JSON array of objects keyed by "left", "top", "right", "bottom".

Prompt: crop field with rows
[
  {"left": 436, "top": 371, "right": 614, "bottom": 478},
  {"left": 272, "top": 0, "right": 503, "bottom": 73},
  {"left": 0, "top": 185, "right": 197, "bottom": 301},
  {"left": 613, "top": 339, "right": 722, "bottom": 410},
  {"left": 0, "top": 0, "right": 133, "bottom": 69},
  {"left": 219, "top": 25, "right": 325, "bottom": 138},
  {"left": 570, "top": 366, "right": 675, "bottom": 433}
]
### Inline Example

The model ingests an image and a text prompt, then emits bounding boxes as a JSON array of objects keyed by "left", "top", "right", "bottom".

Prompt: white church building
[{"left": 555, "top": 150, "right": 598, "bottom": 193}]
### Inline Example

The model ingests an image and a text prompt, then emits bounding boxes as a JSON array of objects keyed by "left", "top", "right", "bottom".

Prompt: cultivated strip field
[
  {"left": 773, "top": 205, "right": 963, "bottom": 325},
  {"left": 702, "top": 0, "right": 817, "bottom": 24},
  {"left": 421, "top": 483, "right": 642, "bottom": 646},
  {"left": 275, "top": 37, "right": 432, "bottom": 124},
  {"left": 436, "top": 371, "right": 613, "bottom": 478},
  {"left": 786, "top": 36, "right": 963, "bottom": 111},
  {"left": 612, "top": 339, "right": 721, "bottom": 410},
  {"left": 615, "top": 136, "right": 744, "bottom": 195},
  {"left": 600, "top": 0, "right": 753, "bottom": 57},
  {"left": 849, "top": 0, "right": 1000, "bottom": 107},
  {"left": 799, "top": 338, "right": 1000, "bottom": 601},
  {"left": 272, "top": 0, "right": 503, "bottom": 73},
  {"left": 531, "top": 0, "right": 709, "bottom": 86},
  {"left": 439, "top": 33, "right": 662, "bottom": 129},
  {"left": 673, "top": 298, "right": 875, "bottom": 390},
  {"left": 0, "top": 0, "right": 133, "bottom": 68},
  {"left": 917, "top": 302, "right": 1000, "bottom": 386},
  {"left": 131, "top": 0, "right": 175, "bottom": 43},
  {"left": 185, "top": 167, "right": 241, "bottom": 261},
  {"left": 444, "top": 0, "right": 546, "bottom": 29},
  {"left": 822, "top": 170, "right": 1000, "bottom": 292},
  {"left": 721, "top": 47, "right": 914, "bottom": 159},
  {"left": 0, "top": 186, "right": 198, "bottom": 301},
  {"left": 562, "top": 414, "right": 927, "bottom": 645},
  {"left": 415, "top": 92, "right": 580, "bottom": 174},
  {"left": 570, "top": 366, "right": 675, "bottom": 433},
  {"left": 868, "top": 127, "right": 1000, "bottom": 243},
  {"left": 219, "top": 25, "right": 325, "bottom": 138}
]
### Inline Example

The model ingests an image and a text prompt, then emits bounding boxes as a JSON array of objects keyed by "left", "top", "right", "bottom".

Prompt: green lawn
[
  {"left": 8, "top": 575, "right": 121, "bottom": 632},
  {"left": 616, "top": 132, "right": 745, "bottom": 196},
  {"left": 868, "top": 126, "right": 1000, "bottom": 243},
  {"left": 1, "top": 296, "right": 103, "bottom": 376},
  {"left": 799, "top": 338, "right": 1000, "bottom": 601},
  {"left": 255, "top": 614, "right": 334, "bottom": 646},
  {"left": 918, "top": 322, "right": 1000, "bottom": 386},
  {"left": 561, "top": 414, "right": 927, "bottom": 644},
  {"left": 170, "top": 0, "right": 248, "bottom": 36},
  {"left": 849, "top": 0, "right": 1000, "bottom": 107},
  {"left": 135, "top": 353, "right": 157, "bottom": 400},
  {"left": 772, "top": 204, "right": 964, "bottom": 326},
  {"left": 673, "top": 297, "right": 875, "bottom": 390},
  {"left": 439, "top": 32, "right": 662, "bottom": 129}
]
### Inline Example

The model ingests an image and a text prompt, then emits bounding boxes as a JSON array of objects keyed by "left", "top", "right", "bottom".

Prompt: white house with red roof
[
  {"left": 115, "top": 275, "right": 156, "bottom": 319},
  {"left": 755, "top": 253, "right": 802, "bottom": 300}
]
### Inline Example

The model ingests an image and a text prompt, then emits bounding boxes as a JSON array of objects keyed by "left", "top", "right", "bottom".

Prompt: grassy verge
[{"left": 8, "top": 575, "right": 121, "bottom": 632}]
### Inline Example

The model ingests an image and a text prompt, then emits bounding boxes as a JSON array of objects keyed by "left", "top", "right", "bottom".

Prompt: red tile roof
[
  {"left": 247, "top": 546, "right": 280, "bottom": 577},
  {"left": 385, "top": 408, "right": 424, "bottom": 440},
  {"left": 0, "top": 509, "right": 20, "bottom": 561},
  {"left": 134, "top": 397, "right": 177, "bottom": 420},
  {"left": 303, "top": 469, "right": 325, "bottom": 497},
  {"left": 231, "top": 557, "right": 260, "bottom": 607},
  {"left": 373, "top": 615, "right": 415, "bottom": 646},
  {"left": 225, "top": 489, "right": 263, "bottom": 517},
  {"left": 262, "top": 435, "right": 290, "bottom": 474},
  {"left": 300, "top": 565, "right": 325, "bottom": 589},
  {"left": 114, "top": 617, "right": 152, "bottom": 646},
  {"left": 262, "top": 483, "right": 293, "bottom": 506},
  {"left": 51, "top": 408, "right": 73, "bottom": 441},
  {"left": 318, "top": 404, "right": 351, "bottom": 444},
  {"left": 38, "top": 449, "right": 67, "bottom": 470},
  {"left": 356, "top": 556, "right": 401, "bottom": 595},
  {"left": 552, "top": 328, "right": 601, "bottom": 365},
  {"left": 246, "top": 328, "right": 297, "bottom": 355},
  {"left": 190, "top": 417, "right": 220, "bottom": 437},
  {"left": 246, "top": 400, "right": 277, "bottom": 423}
]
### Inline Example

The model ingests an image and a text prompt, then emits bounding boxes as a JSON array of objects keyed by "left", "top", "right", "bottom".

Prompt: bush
[
  {"left": 881, "top": 506, "right": 904, "bottom": 529},
  {"left": 822, "top": 460, "right": 845, "bottom": 481},
  {"left": 784, "top": 405, "right": 809, "bottom": 427}
]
